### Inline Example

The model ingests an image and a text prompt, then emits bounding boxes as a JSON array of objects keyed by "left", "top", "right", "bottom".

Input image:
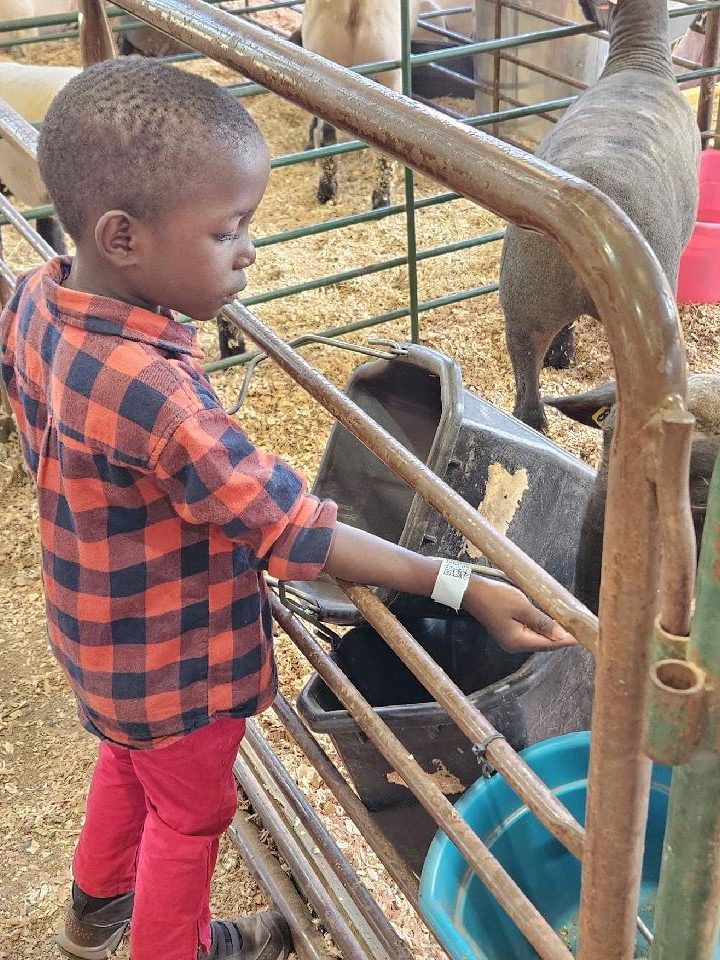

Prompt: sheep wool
[{"left": 0, "top": 61, "right": 80, "bottom": 205}]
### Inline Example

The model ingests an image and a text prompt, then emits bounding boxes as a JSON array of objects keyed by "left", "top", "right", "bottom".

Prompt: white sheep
[
  {"left": 301, "top": 0, "right": 420, "bottom": 209},
  {"left": 0, "top": 61, "right": 80, "bottom": 252},
  {"left": 1, "top": 0, "right": 77, "bottom": 44}
]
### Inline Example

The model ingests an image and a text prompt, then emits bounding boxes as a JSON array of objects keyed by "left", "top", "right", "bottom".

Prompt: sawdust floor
[{"left": 2, "top": 33, "right": 720, "bottom": 960}]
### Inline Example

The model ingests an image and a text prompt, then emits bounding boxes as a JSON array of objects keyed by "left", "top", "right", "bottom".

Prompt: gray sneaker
[
  {"left": 201, "top": 914, "right": 292, "bottom": 960},
  {"left": 57, "top": 886, "right": 134, "bottom": 959}
]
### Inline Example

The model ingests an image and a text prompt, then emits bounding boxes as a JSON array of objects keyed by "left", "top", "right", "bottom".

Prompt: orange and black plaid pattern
[{"left": 1, "top": 259, "right": 337, "bottom": 749}]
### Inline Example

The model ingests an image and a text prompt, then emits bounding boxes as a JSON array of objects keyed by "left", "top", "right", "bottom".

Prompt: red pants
[{"left": 73, "top": 718, "right": 247, "bottom": 960}]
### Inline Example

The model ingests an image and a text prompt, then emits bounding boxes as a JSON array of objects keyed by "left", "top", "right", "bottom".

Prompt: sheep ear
[{"left": 544, "top": 383, "right": 617, "bottom": 429}]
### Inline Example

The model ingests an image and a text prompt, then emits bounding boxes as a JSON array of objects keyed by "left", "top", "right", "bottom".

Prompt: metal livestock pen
[
  {"left": 1, "top": 0, "right": 719, "bottom": 358},
  {"left": 0, "top": 1, "right": 719, "bottom": 959}
]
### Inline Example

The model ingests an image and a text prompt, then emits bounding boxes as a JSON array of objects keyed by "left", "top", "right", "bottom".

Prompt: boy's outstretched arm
[{"left": 323, "top": 522, "right": 576, "bottom": 655}]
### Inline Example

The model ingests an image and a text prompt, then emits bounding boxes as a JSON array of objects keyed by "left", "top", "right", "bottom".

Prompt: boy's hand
[
  {"left": 462, "top": 577, "right": 577, "bottom": 653},
  {"left": 323, "top": 523, "right": 577, "bottom": 653}
]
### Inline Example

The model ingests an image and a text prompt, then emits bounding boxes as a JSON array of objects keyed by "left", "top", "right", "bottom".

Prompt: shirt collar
[{"left": 40, "top": 257, "right": 205, "bottom": 359}]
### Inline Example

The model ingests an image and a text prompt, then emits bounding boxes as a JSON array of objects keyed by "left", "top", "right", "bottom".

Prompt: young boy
[{"left": 0, "top": 58, "right": 575, "bottom": 960}]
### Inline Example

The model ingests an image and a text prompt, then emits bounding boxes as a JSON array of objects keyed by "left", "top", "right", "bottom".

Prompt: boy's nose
[{"left": 235, "top": 242, "right": 256, "bottom": 271}]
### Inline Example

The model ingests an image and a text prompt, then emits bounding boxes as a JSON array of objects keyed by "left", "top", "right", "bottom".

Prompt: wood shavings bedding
[{"left": 1, "top": 32, "right": 719, "bottom": 960}]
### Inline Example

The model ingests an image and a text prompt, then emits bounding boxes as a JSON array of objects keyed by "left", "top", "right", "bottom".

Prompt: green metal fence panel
[{"left": 1, "top": 0, "right": 718, "bottom": 376}]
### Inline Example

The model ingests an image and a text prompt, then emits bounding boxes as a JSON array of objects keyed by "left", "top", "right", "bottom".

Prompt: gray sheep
[
  {"left": 500, "top": 0, "right": 700, "bottom": 432},
  {"left": 547, "top": 375, "right": 720, "bottom": 613}
]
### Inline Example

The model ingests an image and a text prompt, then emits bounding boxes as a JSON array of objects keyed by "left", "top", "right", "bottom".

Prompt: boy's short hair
[{"left": 38, "top": 56, "right": 263, "bottom": 241}]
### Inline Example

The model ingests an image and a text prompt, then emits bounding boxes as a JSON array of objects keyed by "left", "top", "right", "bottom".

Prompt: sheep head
[
  {"left": 579, "top": 0, "right": 616, "bottom": 31},
  {"left": 545, "top": 375, "right": 720, "bottom": 538}
]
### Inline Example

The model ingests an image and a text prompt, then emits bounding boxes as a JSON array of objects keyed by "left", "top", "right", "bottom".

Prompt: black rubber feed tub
[
  {"left": 284, "top": 344, "right": 595, "bottom": 624},
  {"left": 297, "top": 617, "right": 594, "bottom": 875}
]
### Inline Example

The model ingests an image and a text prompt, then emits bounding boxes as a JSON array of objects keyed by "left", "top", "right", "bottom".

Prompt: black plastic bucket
[
  {"left": 284, "top": 344, "right": 595, "bottom": 624},
  {"left": 297, "top": 617, "right": 594, "bottom": 874}
]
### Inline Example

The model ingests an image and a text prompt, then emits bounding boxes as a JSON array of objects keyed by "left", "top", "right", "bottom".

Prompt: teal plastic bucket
[{"left": 418, "top": 731, "right": 711, "bottom": 960}]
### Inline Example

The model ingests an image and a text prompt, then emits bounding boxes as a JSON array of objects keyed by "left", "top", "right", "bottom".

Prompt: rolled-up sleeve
[{"left": 155, "top": 407, "right": 337, "bottom": 580}]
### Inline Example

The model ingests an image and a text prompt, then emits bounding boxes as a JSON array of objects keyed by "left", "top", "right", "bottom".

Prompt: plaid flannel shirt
[{"left": 0, "top": 258, "right": 337, "bottom": 749}]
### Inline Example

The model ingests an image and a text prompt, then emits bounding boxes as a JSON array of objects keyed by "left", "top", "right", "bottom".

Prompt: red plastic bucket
[{"left": 678, "top": 150, "right": 720, "bottom": 305}]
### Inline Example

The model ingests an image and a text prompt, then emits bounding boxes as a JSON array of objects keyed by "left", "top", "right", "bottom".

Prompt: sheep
[
  {"left": 1, "top": 0, "right": 77, "bottom": 44},
  {"left": 0, "top": 61, "right": 80, "bottom": 254},
  {"left": 301, "top": 0, "right": 420, "bottom": 209},
  {"left": 546, "top": 375, "right": 720, "bottom": 614},
  {"left": 499, "top": 0, "right": 701, "bottom": 433},
  {"left": 116, "top": 21, "right": 190, "bottom": 58}
]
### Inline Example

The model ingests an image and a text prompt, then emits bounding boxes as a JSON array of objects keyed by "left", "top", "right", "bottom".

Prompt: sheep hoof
[
  {"left": 118, "top": 35, "right": 136, "bottom": 56},
  {"left": 513, "top": 404, "right": 548, "bottom": 434},
  {"left": 218, "top": 335, "right": 246, "bottom": 360},
  {"left": 216, "top": 316, "right": 246, "bottom": 359},
  {"left": 543, "top": 345, "right": 574, "bottom": 369},
  {"left": 371, "top": 190, "right": 390, "bottom": 210},
  {"left": 317, "top": 178, "right": 337, "bottom": 204}
]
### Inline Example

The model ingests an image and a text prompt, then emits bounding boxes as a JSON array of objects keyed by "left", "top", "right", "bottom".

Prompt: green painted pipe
[
  {"left": 650, "top": 452, "right": 720, "bottom": 960},
  {"left": 203, "top": 281, "right": 499, "bottom": 375},
  {"left": 240, "top": 232, "right": 504, "bottom": 307},
  {"left": 651, "top": 750, "right": 720, "bottom": 959},
  {"left": 401, "top": 0, "right": 420, "bottom": 344}
]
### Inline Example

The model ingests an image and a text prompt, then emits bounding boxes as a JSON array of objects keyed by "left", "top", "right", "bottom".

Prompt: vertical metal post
[
  {"left": 650, "top": 452, "right": 720, "bottom": 960},
  {"left": 578, "top": 431, "right": 660, "bottom": 960},
  {"left": 698, "top": 10, "right": 720, "bottom": 144},
  {"left": 0, "top": 234, "right": 14, "bottom": 444},
  {"left": 78, "top": 0, "right": 117, "bottom": 65},
  {"left": 473, "top": 0, "right": 485, "bottom": 117},
  {"left": 493, "top": 0, "right": 503, "bottom": 138},
  {"left": 401, "top": 0, "right": 419, "bottom": 343}
]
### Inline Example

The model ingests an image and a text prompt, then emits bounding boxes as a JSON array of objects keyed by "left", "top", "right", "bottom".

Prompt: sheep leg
[
  {"left": 506, "top": 323, "right": 552, "bottom": 433},
  {"left": 543, "top": 324, "right": 576, "bottom": 369},
  {"left": 216, "top": 315, "right": 246, "bottom": 360},
  {"left": 316, "top": 121, "right": 337, "bottom": 204},
  {"left": 371, "top": 154, "right": 395, "bottom": 210},
  {"left": 36, "top": 217, "right": 67, "bottom": 256},
  {"left": 118, "top": 35, "right": 136, "bottom": 56},
  {"left": 305, "top": 116, "right": 318, "bottom": 152}
]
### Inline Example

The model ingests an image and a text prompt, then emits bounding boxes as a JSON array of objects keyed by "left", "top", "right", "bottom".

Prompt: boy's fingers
[{"left": 522, "top": 609, "right": 577, "bottom": 646}]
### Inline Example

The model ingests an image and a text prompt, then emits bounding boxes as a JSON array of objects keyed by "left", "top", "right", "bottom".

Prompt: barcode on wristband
[{"left": 431, "top": 558, "right": 472, "bottom": 611}]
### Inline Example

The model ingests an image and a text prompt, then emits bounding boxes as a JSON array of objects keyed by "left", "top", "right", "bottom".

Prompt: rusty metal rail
[
  {"left": 241, "top": 721, "right": 416, "bottom": 960},
  {"left": 227, "top": 806, "right": 334, "bottom": 960},
  {"left": 234, "top": 746, "right": 373, "bottom": 960},
  {"left": 269, "top": 591, "right": 574, "bottom": 960},
  {"left": 0, "top": 3, "right": 701, "bottom": 956},
  {"left": 0, "top": 98, "right": 39, "bottom": 160},
  {"left": 271, "top": 693, "right": 421, "bottom": 906}
]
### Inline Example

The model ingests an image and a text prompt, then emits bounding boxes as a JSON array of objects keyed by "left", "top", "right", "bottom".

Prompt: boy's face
[{"left": 132, "top": 142, "right": 270, "bottom": 322}]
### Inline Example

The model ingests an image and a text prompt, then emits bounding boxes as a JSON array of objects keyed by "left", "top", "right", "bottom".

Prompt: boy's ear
[{"left": 94, "top": 210, "right": 141, "bottom": 267}]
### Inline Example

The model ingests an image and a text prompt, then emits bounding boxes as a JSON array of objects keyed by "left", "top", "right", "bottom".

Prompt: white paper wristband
[{"left": 431, "top": 559, "right": 472, "bottom": 611}]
